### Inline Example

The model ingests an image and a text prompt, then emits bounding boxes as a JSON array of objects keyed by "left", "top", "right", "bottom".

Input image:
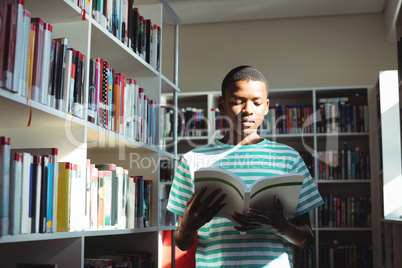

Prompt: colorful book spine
[
  {"left": 9, "top": 152, "right": 23, "bottom": 235},
  {"left": 0, "top": 136, "right": 10, "bottom": 236},
  {"left": 3, "top": 4, "right": 17, "bottom": 91},
  {"left": 31, "top": 17, "right": 44, "bottom": 103}
]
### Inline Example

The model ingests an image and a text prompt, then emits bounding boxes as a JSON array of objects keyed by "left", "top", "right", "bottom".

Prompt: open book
[{"left": 194, "top": 168, "right": 304, "bottom": 221}]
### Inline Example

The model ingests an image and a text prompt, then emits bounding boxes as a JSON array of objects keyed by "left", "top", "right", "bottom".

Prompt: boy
[{"left": 167, "top": 66, "right": 323, "bottom": 267}]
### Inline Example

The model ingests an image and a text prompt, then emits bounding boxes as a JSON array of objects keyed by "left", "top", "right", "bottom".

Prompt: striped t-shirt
[{"left": 167, "top": 139, "right": 323, "bottom": 268}]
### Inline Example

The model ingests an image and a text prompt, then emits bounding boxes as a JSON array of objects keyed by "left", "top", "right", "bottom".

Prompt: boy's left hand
[{"left": 231, "top": 195, "right": 291, "bottom": 235}]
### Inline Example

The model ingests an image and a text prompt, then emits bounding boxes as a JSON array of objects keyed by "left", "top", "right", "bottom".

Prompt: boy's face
[{"left": 219, "top": 80, "right": 269, "bottom": 140}]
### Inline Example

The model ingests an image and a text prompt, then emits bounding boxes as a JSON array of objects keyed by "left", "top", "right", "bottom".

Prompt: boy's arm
[
  {"left": 231, "top": 195, "right": 314, "bottom": 248},
  {"left": 174, "top": 187, "right": 227, "bottom": 251}
]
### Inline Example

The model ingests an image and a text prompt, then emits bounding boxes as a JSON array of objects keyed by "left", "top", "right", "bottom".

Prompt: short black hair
[{"left": 221, "top": 65, "right": 269, "bottom": 98}]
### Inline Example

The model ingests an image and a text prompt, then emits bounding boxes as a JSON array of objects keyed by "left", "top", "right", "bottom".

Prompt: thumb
[{"left": 274, "top": 195, "right": 283, "bottom": 211}]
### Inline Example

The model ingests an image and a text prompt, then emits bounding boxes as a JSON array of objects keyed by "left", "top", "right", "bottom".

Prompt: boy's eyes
[{"left": 230, "top": 100, "right": 263, "bottom": 106}]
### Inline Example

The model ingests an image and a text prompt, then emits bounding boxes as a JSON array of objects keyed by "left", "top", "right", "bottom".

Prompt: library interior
[{"left": 0, "top": 0, "right": 402, "bottom": 267}]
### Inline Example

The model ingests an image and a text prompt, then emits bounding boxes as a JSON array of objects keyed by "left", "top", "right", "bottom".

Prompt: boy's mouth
[{"left": 241, "top": 118, "right": 255, "bottom": 126}]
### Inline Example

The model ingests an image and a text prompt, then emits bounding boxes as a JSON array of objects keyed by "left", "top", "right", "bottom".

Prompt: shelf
[
  {"left": 0, "top": 89, "right": 84, "bottom": 129},
  {"left": 317, "top": 227, "right": 372, "bottom": 231},
  {"left": 317, "top": 179, "right": 371, "bottom": 184},
  {"left": 381, "top": 218, "right": 402, "bottom": 224},
  {"left": 0, "top": 227, "right": 157, "bottom": 244},
  {"left": 158, "top": 225, "right": 177, "bottom": 231},
  {"left": 25, "top": 0, "right": 83, "bottom": 24}
]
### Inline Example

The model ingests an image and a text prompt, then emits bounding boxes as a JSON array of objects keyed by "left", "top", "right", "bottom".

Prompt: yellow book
[
  {"left": 26, "top": 24, "right": 35, "bottom": 99},
  {"left": 57, "top": 162, "right": 72, "bottom": 232}
]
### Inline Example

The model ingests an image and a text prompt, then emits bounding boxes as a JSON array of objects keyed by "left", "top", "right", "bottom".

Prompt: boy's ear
[
  {"left": 218, "top": 96, "right": 225, "bottom": 114},
  {"left": 264, "top": 99, "right": 270, "bottom": 115}
]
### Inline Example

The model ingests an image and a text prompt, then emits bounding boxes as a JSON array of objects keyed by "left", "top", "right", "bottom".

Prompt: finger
[
  {"left": 208, "top": 202, "right": 227, "bottom": 221},
  {"left": 186, "top": 193, "right": 196, "bottom": 206},
  {"left": 193, "top": 186, "right": 208, "bottom": 204},
  {"left": 202, "top": 188, "right": 223, "bottom": 206},
  {"left": 211, "top": 193, "right": 227, "bottom": 208},
  {"left": 274, "top": 195, "right": 284, "bottom": 211}
]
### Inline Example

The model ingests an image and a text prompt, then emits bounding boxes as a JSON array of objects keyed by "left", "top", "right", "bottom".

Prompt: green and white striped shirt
[{"left": 167, "top": 139, "right": 323, "bottom": 267}]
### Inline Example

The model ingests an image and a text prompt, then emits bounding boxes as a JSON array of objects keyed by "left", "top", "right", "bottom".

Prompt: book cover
[
  {"left": 62, "top": 48, "right": 72, "bottom": 113},
  {"left": 88, "top": 58, "right": 96, "bottom": 123},
  {"left": 73, "top": 50, "right": 83, "bottom": 118},
  {"left": 0, "top": 136, "right": 10, "bottom": 236},
  {"left": 9, "top": 152, "right": 23, "bottom": 235},
  {"left": 39, "top": 155, "right": 49, "bottom": 233},
  {"left": 194, "top": 168, "right": 304, "bottom": 221},
  {"left": 135, "top": 175, "right": 144, "bottom": 228},
  {"left": 97, "top": 170, "right": 105, "bottom": 230},
  {"left": 31, "top": 155, "right": 42, "bottom": 233},
  {"left": 48, "top": 39, "right": 58, "bottom": 108},
  {"left": 145, "top": 19, "right": 151, "bottom": 64},
  {"left": 143, "top": 179, "right": 152, "bottom": 227},
  {"left": 126, "top": 175, "right": 136, "bottom": 229},
  {"left": 54, "top": 37, "right": 68, "bottom": 111},
  {"left": 121, "top": 0, "right": 128, "bottom": 45},
  {"left": 3, "top": 4, "right": 17, "bottom": 91},
  {"left": 57, "top": 161, "right": 71, "bottom": 233},
  {"left": 0, "top": 0, "right": 8, "bottom": 88},
  {"left": 40, "top": 22, "right": 53, "bottom": 106},
  {"left": 26, "top": 23, "right": 35, "bottom": 99},
  {"left": 67, "top": 48, "right": 76, "bottom": 114},
  {"left": 89, "top": 165, "right": 98, "bottom": 230},
  {"left": 11, "top": 0, "right": 25, "bottom": 93},
  {"left": 20, "top": 152, "right": 33, "bottom": 234},
  {"left": 31, "top": 17, "right": 44, "bottom": 103}
]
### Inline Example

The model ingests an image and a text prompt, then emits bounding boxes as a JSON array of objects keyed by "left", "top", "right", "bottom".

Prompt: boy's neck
[{"left": 219, "top": 132, "right": 264, "bottom": 146}]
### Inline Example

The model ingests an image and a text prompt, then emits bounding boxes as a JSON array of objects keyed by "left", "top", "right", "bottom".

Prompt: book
[
  {"left": 31, "top": 155, "right": 42, "bottom": 233},
  {"left": 135, "top": 175, "right": 144, "bottom": 228},
  {"left": 126, "top": 175, "right": 136, "bottom": 229},
  {"left": 20, "top": 152, "right": 33, "bottom": 234},
  {"left": 31, "top": 17, "right": 44, "bottom": 103},
  {"left": 54, "top": 37, "right": 68, "bottom": 111},
  {"left": 0, "top": 0, "right": 7, "bottom": 88},
  {"left": 62, "top": 48, "right": 73, "bottom": 113},
  {"left": 194, "top": 168, "right": 304, "bottom": 221},
  {"left": 9, "top": 152, "right": 23, "bottom": 235},
  {"left": 40, "top": 22, "right": 53, "bottom": 106},
  {"left": 0, "top": 136, "right": 10, "bottom": 236},
  {"left": 11, "top": 0, "right": 25, "bottom": 93},
  {"left": 2, "top": 3, "right": 17, "bottom": 91},
  {"left": 26, "top": 23, "right": 35, "bottom": 99},
  {"left": 49, "top": 39, "right": 59, "bottom": 109},
  {"left": 56, "top": 162, "right": 71, "bottom": 232}
]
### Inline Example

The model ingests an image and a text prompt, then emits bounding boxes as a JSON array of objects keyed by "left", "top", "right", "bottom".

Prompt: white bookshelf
[{"left": 0, "top": 0, "right": 180, "bottom": 267}]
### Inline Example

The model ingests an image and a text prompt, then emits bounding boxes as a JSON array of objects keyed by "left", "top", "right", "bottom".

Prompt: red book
[
  {"left": 114, "top": 74, "right": 121, "bottom": 133},
  {"left": 31, "top": 18, "right": 44, "bottom": 103},
  {"left": 0, "top": 0, "right": 8, "bottom": 88},
  {"left": 120, "top": 73, "right": 126, "bottom": 135},
  {"left": 2, "top": 4, "right": 17, "bottom": 91}
]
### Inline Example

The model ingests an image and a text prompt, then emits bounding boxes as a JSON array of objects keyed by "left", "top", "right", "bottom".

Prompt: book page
[
  {"left": 194, "top": 168, "right": 247, "bottom": 220},
  {"left": 248, "top": 174, "right": 304, "bottom": 218}
]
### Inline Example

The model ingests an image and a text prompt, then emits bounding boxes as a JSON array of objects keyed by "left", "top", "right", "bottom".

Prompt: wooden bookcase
[
  {"left": 0, "top": 0, "right": 180, "bottom": 267},
  {"left": 163, "top": 87, "right": 381, "bottom": 267}
]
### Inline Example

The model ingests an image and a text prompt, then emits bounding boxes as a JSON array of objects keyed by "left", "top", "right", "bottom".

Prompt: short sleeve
[{"left": 167, "top": 156, "right": 194, "bottom": 216}]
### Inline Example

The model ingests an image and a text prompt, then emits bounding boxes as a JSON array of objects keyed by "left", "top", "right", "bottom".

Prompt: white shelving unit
[
  {"left": 167, "top": 87, "right": 380, "bottom": 267},
  {"left": 0, "top": 0, "right": 180, "bottom": 267}
]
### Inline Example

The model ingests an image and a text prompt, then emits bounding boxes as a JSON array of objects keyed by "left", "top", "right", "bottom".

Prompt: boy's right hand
[{"left": 180, "top": 186, "right": 227, "bottom": 233}]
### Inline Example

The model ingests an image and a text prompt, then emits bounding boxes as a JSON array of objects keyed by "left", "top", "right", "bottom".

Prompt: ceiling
[{"left": 165, "top": 0, "right": 387, "bottom": 25}]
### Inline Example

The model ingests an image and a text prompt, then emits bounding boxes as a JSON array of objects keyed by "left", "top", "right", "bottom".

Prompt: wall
[{"left": 167, "top": 13, "right": 397, "bottom": 92}]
